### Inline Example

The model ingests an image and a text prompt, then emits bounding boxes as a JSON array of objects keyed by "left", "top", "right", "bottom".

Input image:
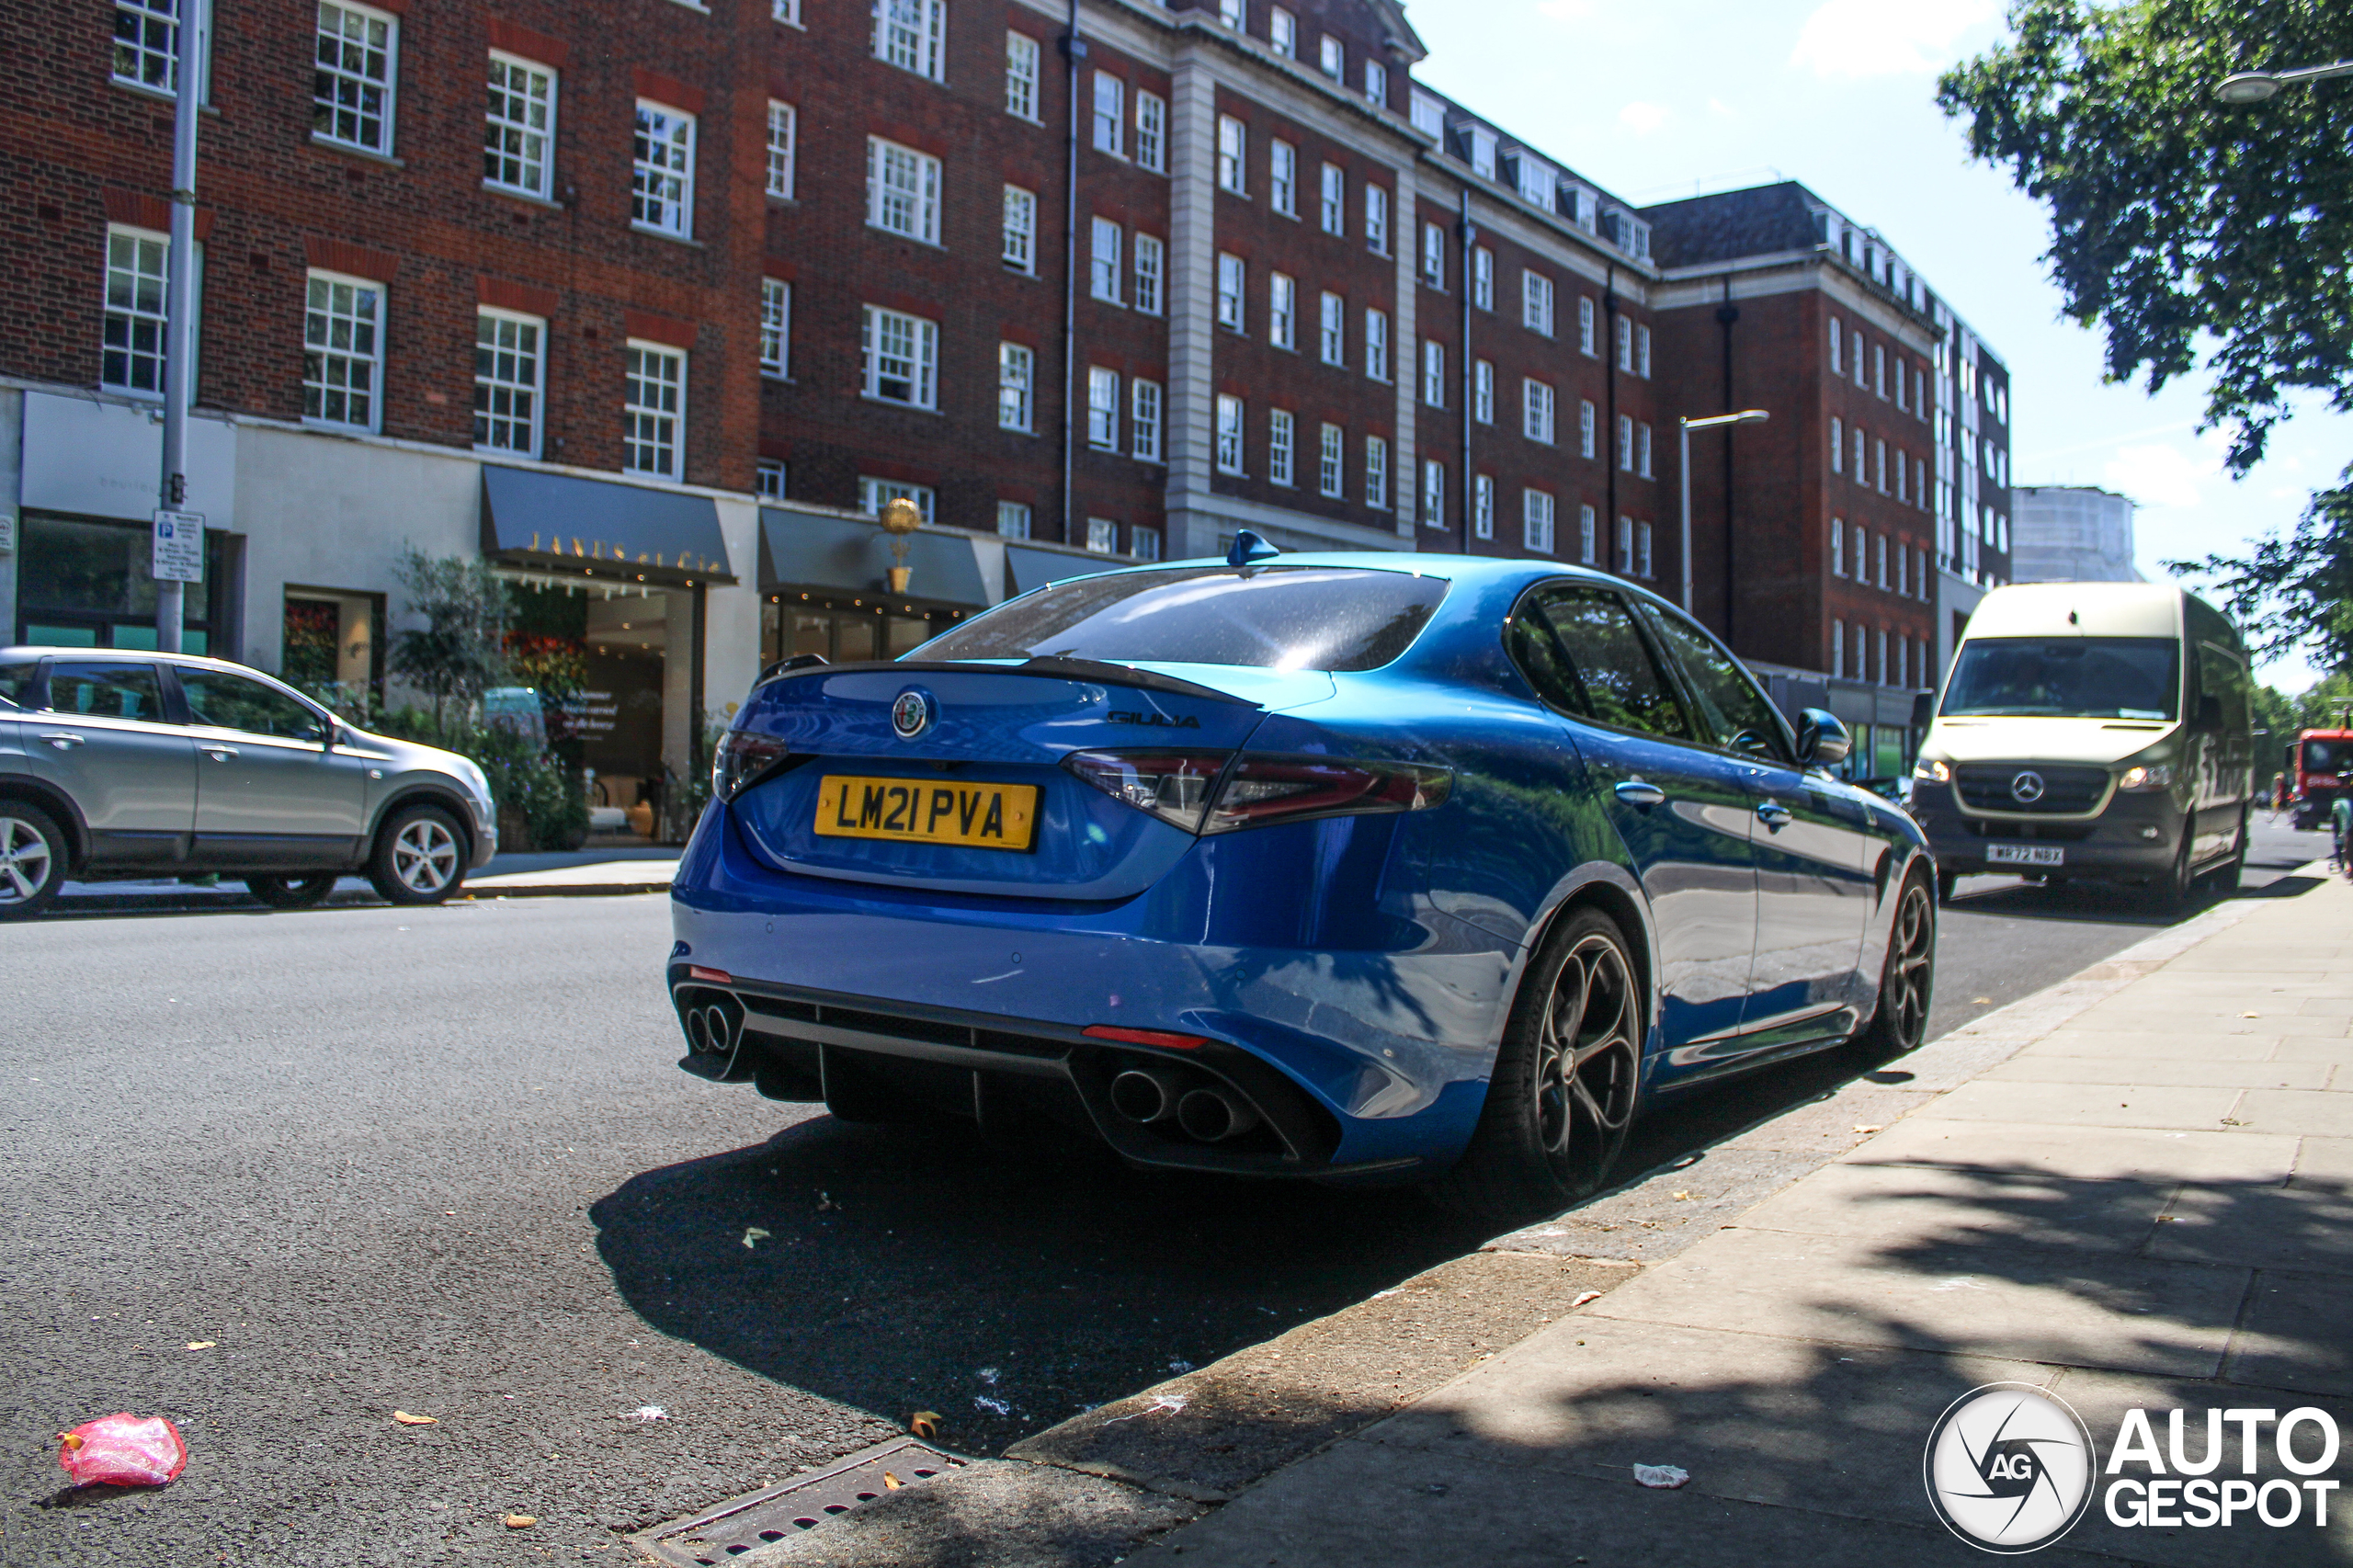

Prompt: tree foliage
[
  {"left": 389, "top": 548, "right": 512, "bottom": 725},
  {"left": 1938, "top": 1, "right": 2353, "bottom": 475},
  {"left": 2174, "top": 473, "right": 2353, "bottom": 667}
]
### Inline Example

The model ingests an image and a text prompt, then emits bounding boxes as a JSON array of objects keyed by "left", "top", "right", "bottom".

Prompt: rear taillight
[
  {"left": 712, "top": 730, "right": 793, "bottom": 801},
  {"left": 1063, "top": 750, "right": 1450, "bottom": 835}
]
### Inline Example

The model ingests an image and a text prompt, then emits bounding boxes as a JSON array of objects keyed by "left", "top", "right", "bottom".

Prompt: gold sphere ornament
[{"left": 879, "top": 497, "right": 924, "bottom": 536}]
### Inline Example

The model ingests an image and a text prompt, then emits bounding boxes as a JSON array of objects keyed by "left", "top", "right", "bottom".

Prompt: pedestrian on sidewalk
[{"left": 2333, "top": 791, "right": 2352, "bottom": 876}]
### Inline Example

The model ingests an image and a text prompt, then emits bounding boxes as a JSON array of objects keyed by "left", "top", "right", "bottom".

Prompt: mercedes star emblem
[{"left": 2010, "top": 770, "right": 2046, "bottom": 804}]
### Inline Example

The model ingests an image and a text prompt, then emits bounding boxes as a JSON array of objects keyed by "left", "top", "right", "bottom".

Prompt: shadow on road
[{"left": 588, "top": 1119, "right": 1495, "bottom": 1457}]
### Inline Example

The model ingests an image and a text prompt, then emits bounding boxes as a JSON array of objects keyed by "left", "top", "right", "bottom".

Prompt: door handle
[
  {"left": 1613, "top": 779, "right": 1667, "bottom": 807},
  {"left": 38, "top": 732, "right": 85, "bottom": 750},
  {"left": 1755, "top": 800, "right": 1793, "bottom": 828},
  {"left": 199, "top": 744, "right": 240, "bottom": 760}
]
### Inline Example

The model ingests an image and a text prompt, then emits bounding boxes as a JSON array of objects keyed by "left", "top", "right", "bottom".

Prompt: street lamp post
[
  {"left": 2214, "top": 60, "right": 2353, "bottom": 103},
  {"left": 154, "top": 0, "right": 208, "bottom": 653},
  {"left": 1677, "top": 410, "right": 1768, "bottom": 614}
]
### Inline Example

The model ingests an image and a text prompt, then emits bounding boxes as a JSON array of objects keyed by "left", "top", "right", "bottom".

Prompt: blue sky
[{"left": 1409, "top": 0, "right": 2350, "bottom": 689}]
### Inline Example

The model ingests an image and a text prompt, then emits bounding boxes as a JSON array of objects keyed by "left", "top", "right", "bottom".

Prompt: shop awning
[
  {"left": 758, "top": 506, "right": 992, "bottom": 607},
  {"left": 480, "top": 465, "right": 734, "bottom": 585}
]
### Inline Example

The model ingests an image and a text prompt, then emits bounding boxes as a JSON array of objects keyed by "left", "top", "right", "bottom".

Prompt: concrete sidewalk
[{"left": 1125, "top": 870, "right": 2353, "bottom": 1566}]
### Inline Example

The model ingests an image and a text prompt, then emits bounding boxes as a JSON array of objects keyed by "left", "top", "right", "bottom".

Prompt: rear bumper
[
  {"left": 1914, "top": 786, "right": 2182, "bottom": 880},
  {"left": 665, "top": 808, "right": 1509, "bottom": 1175}
]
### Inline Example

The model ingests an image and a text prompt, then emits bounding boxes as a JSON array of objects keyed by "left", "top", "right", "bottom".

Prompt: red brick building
[{"left": 1, "top": 2, "right": 2014, "bottom": 807}]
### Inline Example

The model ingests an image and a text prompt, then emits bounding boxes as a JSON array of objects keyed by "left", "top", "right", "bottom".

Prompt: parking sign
[{"left": 152, "top": 509, "right": 205, "bottom": 584}]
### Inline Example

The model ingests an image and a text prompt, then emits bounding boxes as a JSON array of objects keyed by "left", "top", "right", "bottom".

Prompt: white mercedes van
[{"left": 1909, "top": 584, "right": 2255, "bottom": 904}]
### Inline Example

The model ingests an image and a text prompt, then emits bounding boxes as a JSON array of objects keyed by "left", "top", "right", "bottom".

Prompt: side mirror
[
  {"left": 1911, "top": 690, "right": 1935, "bottom": 732},
  {"left": 1795, "top": 707, "right": 1852, "bottom": 769}
]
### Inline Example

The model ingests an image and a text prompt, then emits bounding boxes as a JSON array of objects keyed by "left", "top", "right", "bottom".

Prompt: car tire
[
  {"left": 0, "top": 804, "right": 69, "bottom": 921},
  {"left": 247, "top": 874, "right": 338, "bottom": 911},
  {"left": 1430, "top": 905, "right": 1642, "bottom": 1219},
  {"left": 367, "top": 803, "right": 469, "bottom": 905},
  {"left": 1857, "top": 870, "right": 1936, "bottom": 1056}
]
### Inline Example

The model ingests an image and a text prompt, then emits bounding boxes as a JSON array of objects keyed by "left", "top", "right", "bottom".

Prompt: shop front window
[{"left": 16, "top": 513, "right": 222, "bottom": 653}]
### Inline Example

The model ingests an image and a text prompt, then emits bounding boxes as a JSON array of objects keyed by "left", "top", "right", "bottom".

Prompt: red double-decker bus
[{"left": 2287, "top": 729, "right": 2353, "bottom": 829}]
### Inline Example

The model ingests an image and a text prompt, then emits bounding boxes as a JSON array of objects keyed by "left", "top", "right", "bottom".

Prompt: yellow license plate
[{"left": 813, "top": 776, "right": 1040, "bottom": 852}]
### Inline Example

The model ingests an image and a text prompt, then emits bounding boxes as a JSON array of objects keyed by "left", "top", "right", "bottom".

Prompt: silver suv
[{"left": 0, "top": 648, "right": 496, "bottom": 918}]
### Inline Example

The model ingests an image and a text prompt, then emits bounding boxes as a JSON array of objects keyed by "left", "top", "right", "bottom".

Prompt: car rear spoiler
[{"left": 751, "top": 656, "right": 1264, "bottom": 709}]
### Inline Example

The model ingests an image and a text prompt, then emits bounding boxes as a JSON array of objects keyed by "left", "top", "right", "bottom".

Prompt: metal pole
[
  {"left": 156, "top": 0, "right": 203, "bottom": 653},
  {"left": 1677, "top": 420, "right": 1694, "bottom": 611}
]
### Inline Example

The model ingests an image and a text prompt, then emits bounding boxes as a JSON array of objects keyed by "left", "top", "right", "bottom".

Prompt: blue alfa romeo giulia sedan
[{"left": 667, "top": 544, "right": 1935, "bottom": 1213}]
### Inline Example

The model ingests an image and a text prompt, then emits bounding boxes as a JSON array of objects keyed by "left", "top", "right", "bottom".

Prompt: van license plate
[
  {"left": 1986, "top": 844, "right": 2063, "bottom": 868},
  {"left": 814, "top": 776, "right": 1039, "bottom": 852}
]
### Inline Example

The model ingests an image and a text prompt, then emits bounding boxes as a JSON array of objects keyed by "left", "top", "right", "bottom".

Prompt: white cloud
[
  {"left": 1619, "top": 101, "right": 1670, "bottom": 134},
  {"left": 1537, "top": 0, "right": 1598, "bottom": 20},
  {"left": 1789, "top": 0, "right": 1998, "bottom": 80},
  {"left": 2104, "top": 442, "right": 2215, "bottom": 511}
]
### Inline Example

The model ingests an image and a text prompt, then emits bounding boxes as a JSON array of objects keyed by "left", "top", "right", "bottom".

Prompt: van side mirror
[
  {"left": 1911, "top": 690, "right": 1935, "bottom": 732},
  {"left": 1795, "top": 707, "right": 1852, "bottom": 769}
]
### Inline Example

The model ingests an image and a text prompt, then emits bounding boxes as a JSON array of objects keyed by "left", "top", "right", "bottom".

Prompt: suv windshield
[
  {"left": 1942, "top": 637, "right": 2179, "bottom": 721},
  {"left": 918, "top": 566, "right": 1449, "bottom": 673}
]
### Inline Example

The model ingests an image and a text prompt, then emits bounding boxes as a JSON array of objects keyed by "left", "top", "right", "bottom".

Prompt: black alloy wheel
[
  {"left": 247, "top": 874, "right": 337, "bottom": 911},
  {"left": 0, "top": 805, "right": 67, "bottom": 920},
  {"left": 1859, "top": 872, "right": 1936, "bottom": 1055},
  {"left": 1434, "top": 906, "right": 1642, "bottom": 1217}
]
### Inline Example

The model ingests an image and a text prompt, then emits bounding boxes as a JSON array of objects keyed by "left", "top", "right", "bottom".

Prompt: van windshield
[{"left": 1941, "top": 638, "right": 2180, "bottom": 721}]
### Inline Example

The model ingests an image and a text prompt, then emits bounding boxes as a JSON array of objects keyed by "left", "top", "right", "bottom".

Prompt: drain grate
[{"left": 633, "top": 1436, "right": 969, "bottom": 1565}]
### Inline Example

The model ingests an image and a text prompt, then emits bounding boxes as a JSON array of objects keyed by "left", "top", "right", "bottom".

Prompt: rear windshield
[
  {"left": 918, "top": 566, "right": 1449, "bottom": 673},
  {"left": 1942, "top": 637, "right": 2179, "bottom": 721}
]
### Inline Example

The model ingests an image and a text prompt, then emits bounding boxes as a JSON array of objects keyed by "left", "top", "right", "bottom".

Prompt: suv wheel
[
  {"left": 368, "top": 804, "right": 468, "bottom": 905},
  {"left": 0, "top": 805, "right": 67, "bottom": 920},
  {"left": 248, "top": 874, "right": 337, "bottom": 911},
  {"left": 1431, "top": 905, "right": 1642, "bottom": 1217}
]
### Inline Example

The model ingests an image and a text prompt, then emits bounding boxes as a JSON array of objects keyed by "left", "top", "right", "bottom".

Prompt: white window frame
[
  {"left": 473, "top": 306, "right": 544, "bottom": 456},
  {"left": 486, "top": 52, "right": 558, "bottom": 200},
  {"left": 1318, "top": 423, "right": 1344, "bottom": 498},
  {"left": 756, "top": 461, "right": 787, "bottom": 499},
  {"left": 1635, "top": 324, "right": 1652, "bottom": 379},
  {"left": 1874, "top": 344, "right": 1887, "bottom": 398},
  {"left": 872, "top": 0, "right": 948, "bottom": 83},
  {"left": 1831, "top": 417, "right": 1845, "bottom": 473},
  {"left": 1578, "top": 504, "right": 1597, "bottom": 563},
  {"left": 1136, "top": 91, "right": 1167, "bottom": 173},
  {"left": 1088, "top": 367, "right": 1121, "bottom": 450},
  {"left": 1637, "top": 422, "right": 1654, "bottom": 479},
  {"left": 1637, "top": 521, "right": 1654, "bottom": 579},
  {"left": 114, "top": 0, "right": 207, "bottom": 99},
  {"left": 1215, "top": 394, "right": 1245, "bottom": 475},
  {"left": 1421, "top": 459, "right": 1444, "bottom": 528},
  {"left": 1318, "top": 33, "right": 1342, "bottom": 78},
  {"left": 1270, "top": 6, "right": 1296, "bottom": 56},
  {"left": 1828, "top": 317, "right": 1843, "bottom": 374},
  {"left": 866, "top": 136, "right": 941, "bottom": 244},
  {"left": 1616, "top": 515, "right": 1634, "bottom": 574},
  {"left": 1523, "top": 488, "right": 1555, "bottom": 555},
  {"left": 1617, "top": 414, "right": 1634, "bottom": 472},
  {"left": 632, "top": 101, "right": 697, "bottom": 238},
  {"left": 1578, "top": 399, "right": 1597, "bottom": 459},
  {"left": 1832, "top": 619, "right": 1846, "bottom": 679},
  {"left": 314, "top": 0, "right": 398, "bottom": 155},
  {"left": 1364, "top": 309, "right": 1390, "bottom": 382},
  {"left": 861, "top": 304, "right": 938, "bottom": 409},
  {"left": 1472, "top": 246, "right": 1494, "bottom": 311},
  {"left": 997, "top": 341, "right": 1033, "bottom": 431},
  {"left": 1131, "top": 379, "right": 1164, "bottom": 462},
  {"left": 1219, "top": 0, "right": 1245, "bottom": 27},
  {"left": 1473, "top": 474, "right": 1495, "bottom": 540},
  {"left": 622, "top": 340, "right": 687, "bottom": 480},
  {"left": 1217, "top": 115, "right": 1246, "bottom": 194},
  {"left": 302, "top": 268, "right": 383, "bottom": 433},
  {"left": 1473, "top": 359, "right": 1494, "bottom": 424},
  {"left": 1319, "top": 292, "right": 1345, "bottom": 365},
  {"left": 1364, "top": 59, "right": 1387, "bottom": 106},
  {"left": 1269, "top": 272, "right": 1296, "bottom": 349},
  {"left": 100, "top": 224, "right": 174, "bottom": 397},
  {"left": 1006, "top": 31, "right": 1040, "bottom": 120},
  {"left": 1268, "top": 409, "right": 1295, "bottom": 486},
  {"left": 1134, "top": 234, "right": 1165, "bottom": 315},
  {"left": 1364, "top": 184, "right": 1389, "bottom": 254},
  {"left": 1615, "top": 314, "right": 1633, "bottom": 372},
  {"left": 1091, "top": 217, "right": 1123, "bottom": 303},
  {"left": 1422, "top": 222, "right": 1445, "bottom": 289},
  {"left": 773, "top": 0, "right": 802, "bottom": 20},
  {"left": 765, "top": 100, "right": 797, "bottom": 199},
  {"left": 860, "top": 479, "right": 937, "bottom": 526},
  {"left": 1131, "top": 525, "right": 1163, "bottom": 562},
  {"left": 1320, "top": 164, "right": 1345, "bottom": 235},
  {"left": 996, "top": 500, "right": 1032, "bottom": 540},
  {"left": 1086, "top": 517, "right": 1117, "bottom": 554},
  {"left": 1366, "top": 435, "right": 1388, "bottom": 510},
  {"left": 1521, "top": 270, "right": 1554, "bottom": 336},
  {"left": 1270, "top": 140, "right": 1298, "bottom": 217},
  {"left": 759, "top": 278, "right": 791, "bottom": 379},
  {"left": 1578, "top": 295, "right": 1597, "bottom": 356},
  {"left": 1523, "top": 378, "right": 1555, "bottom": 445},
  {"left": 1217, "top": 252, "right": 1245, "bottom": 330},
  {"left": 1421, "top": 339, "right": 1445, "bottom": 407},
  {"left": 1093, "top": 72, "right": 1125, "bottom": 157},
  {"left": 1831, "top": 517, "right": 1846, "bottom": 577},
  {"left": 1004, "top": 185, "right": 1038, "bottom": 273}
]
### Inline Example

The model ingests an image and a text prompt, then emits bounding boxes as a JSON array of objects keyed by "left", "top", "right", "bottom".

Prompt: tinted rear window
[
  {"left": 0, "top": 661, "right": 35, "bottom": 709},
  {"left": 919, "top": 566, "right": 1449, "bottom": 673}
]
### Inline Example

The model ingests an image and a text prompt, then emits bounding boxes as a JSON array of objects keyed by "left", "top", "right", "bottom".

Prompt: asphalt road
[{"left": 0, "top": 814, "right": 2328, "bottom": 1565}]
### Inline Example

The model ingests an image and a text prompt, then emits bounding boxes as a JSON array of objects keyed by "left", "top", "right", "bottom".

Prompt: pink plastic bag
[{"left": 58, "top": 1415, "right": 188, "bottom": 1487}]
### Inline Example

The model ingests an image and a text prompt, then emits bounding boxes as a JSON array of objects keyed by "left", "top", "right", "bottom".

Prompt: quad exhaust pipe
[{"left": 1109, "top": 1064, "right": 1261, "bottom": 1142}]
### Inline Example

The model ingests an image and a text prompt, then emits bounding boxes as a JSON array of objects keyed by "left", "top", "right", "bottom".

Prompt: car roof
[
  {"left": 0, "top": 645, "right": 265, "bottom": 676},
  {"left": 1046, "top": 551, "right": 1677, "bottom": 604}
]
